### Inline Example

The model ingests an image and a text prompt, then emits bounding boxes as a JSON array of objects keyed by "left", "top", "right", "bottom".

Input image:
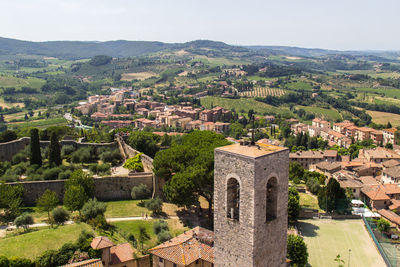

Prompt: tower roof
[{"left": 215, "top": 142, "right": 287, "bottom": 159}]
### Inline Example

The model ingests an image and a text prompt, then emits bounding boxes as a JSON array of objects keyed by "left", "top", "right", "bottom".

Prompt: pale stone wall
[
  {"left": 214, "top": 146, "right": 289, "bottom": 267},
  {"left": 7, "top": 174, "right": 153, "bottom": 206}
]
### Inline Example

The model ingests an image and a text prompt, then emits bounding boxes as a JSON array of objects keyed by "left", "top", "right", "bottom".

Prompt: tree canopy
[{"left": 153, "top": 131, "right": 230, "bottom": 215}]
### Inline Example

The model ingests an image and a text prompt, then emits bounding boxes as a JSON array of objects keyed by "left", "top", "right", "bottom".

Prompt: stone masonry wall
[
  {"left": 214, "top": 147, "right": 289, "bottom": 267},
  {"left": 7, "top": 174, "right": 153, "bottom": 206}
]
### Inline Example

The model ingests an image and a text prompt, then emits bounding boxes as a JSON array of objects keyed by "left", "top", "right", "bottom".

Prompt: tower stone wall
[{"left": 214, "top": 143, "right": 289, "bottom": 267}]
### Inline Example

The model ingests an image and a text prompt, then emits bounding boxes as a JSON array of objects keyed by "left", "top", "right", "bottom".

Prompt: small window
[
  {"left": 196, "top": 259, "right": 199, "bottom": 264},
  {"left": 266, "top": 177, "right": 278, "bottom": 221},
  {"left": 227, "top": 178, "right": 240, "bottom": 220},
  {"left": 173, "top": 264, "right": 177, "bottom": 267},
  {"left": 159, "top": 258, "right": 163, "bottom": 262}
]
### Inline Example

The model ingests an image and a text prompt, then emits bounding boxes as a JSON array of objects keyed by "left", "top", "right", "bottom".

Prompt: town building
[
  {"left": 214, "top": 143, "right": 289, "bottom": 266},
  {"left": 150, "top": 227, "right": 214, "bottom": 267},
  {"left": 383, "top": 128, "right": 397, "bottom": 145}
]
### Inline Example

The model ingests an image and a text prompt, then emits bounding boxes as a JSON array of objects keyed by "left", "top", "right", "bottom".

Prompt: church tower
[{"left": 214, "top": 142, "right": 289, "bottom": 267}]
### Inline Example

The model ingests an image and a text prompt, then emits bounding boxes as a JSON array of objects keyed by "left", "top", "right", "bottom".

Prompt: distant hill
[{"left": 1, "top": 36, "right": 399, "bottom": 61}]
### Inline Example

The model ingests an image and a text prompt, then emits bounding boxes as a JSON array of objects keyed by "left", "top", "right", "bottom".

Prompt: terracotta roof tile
[
  {"left": 110, "top": 243, "right": 135, "bottom": 265},
  {"left": 150, "top": 227, "right": 214, "bottom": 265},
  {"left": 91, "top": 236, "right": 114, "bottom": 249},
  {"left": 62, "top": 259, "right": 103, "bottom": 267}
]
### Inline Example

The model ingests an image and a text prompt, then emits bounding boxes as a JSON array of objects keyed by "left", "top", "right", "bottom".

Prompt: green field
[
  {"left": 285, "top": 80, "right": 314, "bottom": 91},
  {"left": 296, "top": 105, "right": 342, "bottom": 121},
  {"left": 7, "top": 117, "right": 68, "bottom": 129},
  {"left": 201, "top": 96, "right": 293, "bottom": 116},
  {"left": 112, "top": 219, "right": 189, "bottom": 248},
  {"left": 0, "top": 223, "right": 93, "bottom": 259},
  {"left": 298, "top": 219, "right": 385, "bottom": 267},
  {"left": 355, "top": 87, "right": 400, "bottom": 99},
  {"left": 0, "top": 75, "right": 45, "bottom": 89}
]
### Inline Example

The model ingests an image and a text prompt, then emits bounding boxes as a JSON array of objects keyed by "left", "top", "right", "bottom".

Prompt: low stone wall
[
  {"left": 7, "top": 174, "right": 153, "bottom": 206},
  {"left": 0, "top": 137, "right": 116, "bottom": 162}
]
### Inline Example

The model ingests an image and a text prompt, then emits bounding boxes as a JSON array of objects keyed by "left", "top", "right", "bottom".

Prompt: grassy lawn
[
  {"left": 0, "top": 223, "right": 93, "bottom": 259},
  {"left": 299, "top": 193, "right": 323, "bottom": 212},
  {"left": 112, "top": 219, "right": 189, "bottom": 249},
  {"left": 366, "top": 110, "right": 400, "bottom": 127},
  {"left": 298, "top": 219, "right": 385, "bottom": 267},
  {"left": 355, "top": 87, "right": 400, "bottom": 98},
  {"left": 200, "top": 96, "right": 293, "bottom": 116},
  {"left": 105, "top": 200, "right": 182, "bottom": 218}
]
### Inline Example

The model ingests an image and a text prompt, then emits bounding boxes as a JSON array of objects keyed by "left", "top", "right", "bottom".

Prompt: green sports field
[{"left": 298, "top": 219, "right": 385, "bottom": 267}]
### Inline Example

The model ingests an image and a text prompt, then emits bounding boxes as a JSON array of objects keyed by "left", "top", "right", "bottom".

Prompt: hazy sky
[{"left": 1, "top": 0, "right": 399, "bottom": 50}]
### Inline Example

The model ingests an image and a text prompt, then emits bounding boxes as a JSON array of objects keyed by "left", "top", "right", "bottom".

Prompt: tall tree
[
  {"left": 66, "top": 169, "right": 95, "bottom": 199},
  {"left": 49, "top": 132, "right": 61, "bottom": 166},
  {"left": 36, "top": 189, "right": 59, "bottom": 225},
  {"left": 154, "top": 131, "right": 230, "bottom": 216},
  {"left": 288, "top": 187, "right": 300, "bottom": 226},
  {"left": 64, "top": 185, "right": 87, "bottom": 215},
  {"left": 30, "top": 128, "right": 42, "bottom": 166},
  {"left": 287, "top": 234, "right": 308, "bottom": 266}
]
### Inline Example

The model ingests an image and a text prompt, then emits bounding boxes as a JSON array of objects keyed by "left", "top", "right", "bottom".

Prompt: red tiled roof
[
  {"left": 378, "top": 209, "right": 400, "bottom": 226},
  {"left": 150, "top": 227, "right": 214, "bottom": 265},
  {"left": 361, "top": 185, "right": 390, "bottom": 201},
  {"left": 384, "top": 128, "right": 397, "bottom": 134},
  {"left": 91, "top": 236, "right": 114, "bottom": 249},
  {"left": 110, "top": 243, "right": 135, "bottom": 265},
  {"left": 62, "top": 259, "right": 103, "bottom": 267}
]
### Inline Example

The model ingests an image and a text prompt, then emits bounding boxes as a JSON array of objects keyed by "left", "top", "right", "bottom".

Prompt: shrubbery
[
  {"left": 81, "top": 199, "right": 107, "bottom": 221},
  {"left": 52, "top": 207, "right": 69, "bottom": 225},
  {"left": 89, "top": 163, "right": 111, "bottom": 176},
  {"left": 14, "top": 213, "right": 34, "bottom": 232},
  {"left": 131, "top": 184, "right": 151, "bottom": 200}
]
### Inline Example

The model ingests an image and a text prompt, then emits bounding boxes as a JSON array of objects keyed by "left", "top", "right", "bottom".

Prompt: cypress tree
[
  {"left": 49, "top": 132, "right": 61, "bottom": 166},
  {"left": 30, "top": 128, "right": 42, "bottom": 166}
]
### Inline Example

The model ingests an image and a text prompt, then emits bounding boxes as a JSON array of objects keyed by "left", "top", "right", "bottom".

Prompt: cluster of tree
[
  {"left": 284, "top": 132, "right": 328, "bottom": 152},
  {"left": 128, "top": 131, "right": 161, "bottom": 158},
  {"left": 318, "top": 178, "right": 350, "bottom": 213},
  {"left": 287, "top": 234, "right": 309, "bottom": 267},
  {"left": 153, "top": 131, "right": 231, "bottom": 216},
  {"left": 288, "top": 187, "right": 300, "bottom": 226},
  {"left": 123, "top": 153, "right": 144, "bottom": 172}
]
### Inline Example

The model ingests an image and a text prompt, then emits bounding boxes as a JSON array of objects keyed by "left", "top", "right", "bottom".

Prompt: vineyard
[{"left": 239, "top": 87, "right": 286, "bottom": 97}]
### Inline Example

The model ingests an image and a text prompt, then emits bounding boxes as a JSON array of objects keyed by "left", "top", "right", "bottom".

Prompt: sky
[{"left": 0, "top": 0, "right": 399, "bottom": 51}]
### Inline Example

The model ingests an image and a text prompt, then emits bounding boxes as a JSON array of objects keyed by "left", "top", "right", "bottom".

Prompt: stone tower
[{"left": 214, "top": 142, "right": 289, "bottom": 267}]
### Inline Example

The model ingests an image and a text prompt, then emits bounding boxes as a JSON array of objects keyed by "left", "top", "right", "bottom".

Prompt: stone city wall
[{"left": 7, "top": 174, "right": 153, "bottom": 206}]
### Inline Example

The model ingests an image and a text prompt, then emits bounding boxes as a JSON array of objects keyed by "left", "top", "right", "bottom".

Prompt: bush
[
  {"left": 153, "top": 220, "right": 169, "bottom": 235},
  {"left": 61, "top": 145, "right": 76, "bottom": 157},
  {"left": 43, "top": 167, "right": 62, "bottom": 180},
  {"left": 71, "top": 147, "right": 96, "bottom": 163},
  {"left": 157, "top": 229, "right": 172, "bottom": 243},
  {"left": 377, "top": 218, "right": 390, "bottom": 233},
  {"left": 99, "top": 149, "right": 122, "bottom": 166},
  {"left": 89, "top": 163, "right": 111, "bottom": 175},
  {"left": 7, "top": 257, "right": 34, "bottom": 267},
  {"left": 144, "top": 197, "right": 163, "bottom": 215},
  {"left": 14, "top": 213, "right": 34, "bottom": 231},
  {"left": 287, "top": 234, "right": 308, "bottom": 266},
  {"left": 131, "top": 184, "right": 151, "bottom": 200},
  {"left": 58, "top": 169, "right": 72, "bottom": 180},
  {"left": 123, "top": 153, "right": 144, "bottom": 172},
  {"left": 52, "top": 207, "right": 69, "bottom": 225},
  {"left": 11, "top": 152, "right": 27, "bottom": 165},
  {"left": 81, "top": 199, "right": 107, "bottom": 221},
  {"left": 88, "top": 214, "right": 108, "bottom": 230}
]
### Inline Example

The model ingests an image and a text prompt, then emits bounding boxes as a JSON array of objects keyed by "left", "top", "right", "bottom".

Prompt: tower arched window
[
  {"left": 266, "top": 177, "right": 278, "bottom": 221},
  {"left": 227, "top": 178, "right": 240, "bottom": 221}
]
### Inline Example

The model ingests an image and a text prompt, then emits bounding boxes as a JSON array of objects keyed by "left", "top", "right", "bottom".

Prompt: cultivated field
[
  {"left": 121, "top": 72, "right": 157, "bottom": 81},
  {"left": 367, "top": 110, "right": 400, "bottom": 127},
  {"left": 240, "top": 87, "right": 286, "bottom": 97},
  {"left": 296, "top": 105, "right": 342, "bottom": 121},
  {"left": 200, "top": 96, "right": 293, "bottom": 116},
  {"left": 298, "top": 219, "right": 385, "bottom": 267},
  {"left": 0, "top": 75, "right": 45, "bottom": 89}
]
